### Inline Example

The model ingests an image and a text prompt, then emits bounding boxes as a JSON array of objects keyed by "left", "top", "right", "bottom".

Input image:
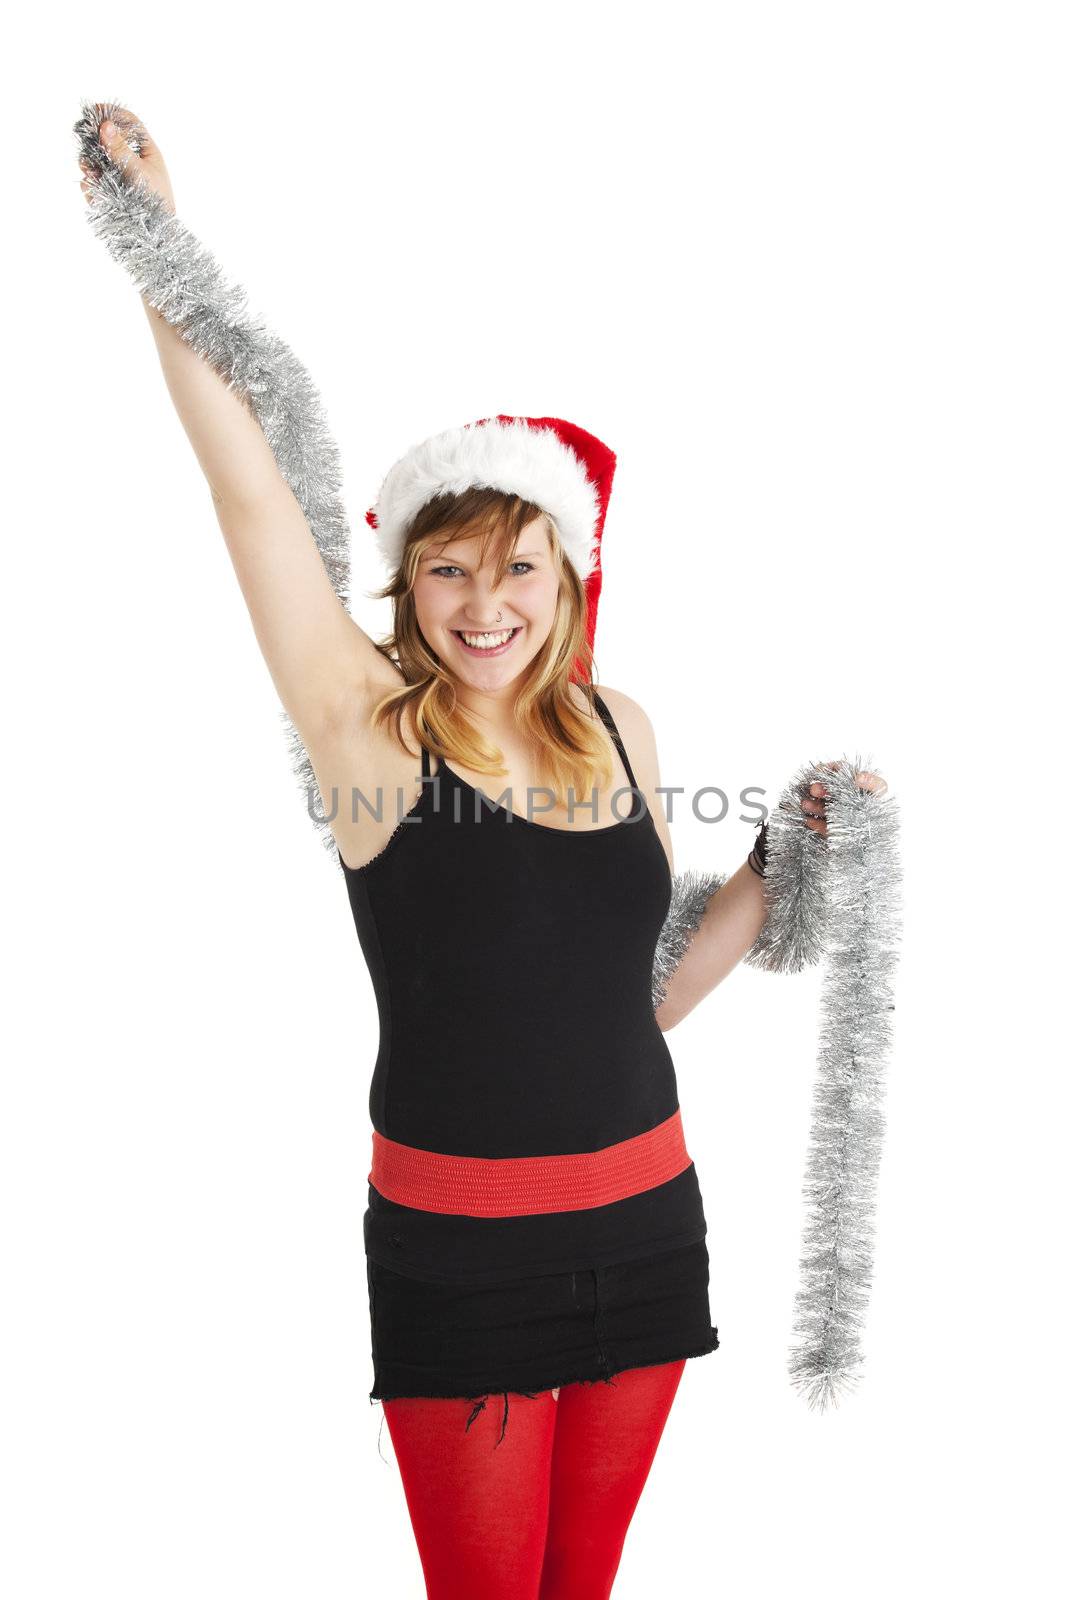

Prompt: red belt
[{"left": 369, "top": 1108, "right": 692, "bottom": 1217}]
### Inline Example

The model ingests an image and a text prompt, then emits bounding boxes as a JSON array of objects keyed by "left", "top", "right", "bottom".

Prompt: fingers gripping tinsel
[
  {"left": 73, "top": 100, "right": 348, "bottom": 863},
  {"left": 653, "top": 758, "right": 901, "bottom": 1410}
]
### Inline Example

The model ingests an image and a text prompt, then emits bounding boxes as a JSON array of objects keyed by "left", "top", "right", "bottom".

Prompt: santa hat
[{"left": 366, "top": 415, "right": 617, "bottom": 654}]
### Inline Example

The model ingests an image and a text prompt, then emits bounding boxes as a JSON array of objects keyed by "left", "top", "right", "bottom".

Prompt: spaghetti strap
[{"left": 591, "top": 690, "right": 639, "bottom": 792}]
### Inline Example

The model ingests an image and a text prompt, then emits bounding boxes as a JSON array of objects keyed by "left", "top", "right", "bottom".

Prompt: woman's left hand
[{"left": 801, "top": 763, "right": 889, "bottom": 836}]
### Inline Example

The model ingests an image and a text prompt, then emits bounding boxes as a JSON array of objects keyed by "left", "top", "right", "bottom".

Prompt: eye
[{"left": 429, "top": 561, "right": 536, "bottom": 578}]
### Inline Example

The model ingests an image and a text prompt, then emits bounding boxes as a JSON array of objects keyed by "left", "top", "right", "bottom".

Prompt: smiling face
[{"left": 412, "top": 512, "right": 562, "bottom": 692}]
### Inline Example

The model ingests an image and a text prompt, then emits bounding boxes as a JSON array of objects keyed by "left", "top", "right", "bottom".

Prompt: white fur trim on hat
[{"left": 368, "top": 417, "right": 602, "bottom": 579}]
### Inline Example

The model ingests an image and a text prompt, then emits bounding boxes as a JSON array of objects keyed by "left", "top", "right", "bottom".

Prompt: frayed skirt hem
[{"left": 368, "top": 1332, "right": 720, "bottom": 1405}]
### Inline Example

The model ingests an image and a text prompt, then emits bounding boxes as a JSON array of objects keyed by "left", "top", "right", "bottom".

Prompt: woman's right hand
[{"left": 79, "top": 105, "right": 176, "bottom": 216}]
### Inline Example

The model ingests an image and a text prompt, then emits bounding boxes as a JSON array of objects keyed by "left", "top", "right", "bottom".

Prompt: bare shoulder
[
  {"left": 592, "top": 683, "right": 659, "bottom": 754},
  {"left": 593, "top": 683, "right": 674, "bottom": 871}
]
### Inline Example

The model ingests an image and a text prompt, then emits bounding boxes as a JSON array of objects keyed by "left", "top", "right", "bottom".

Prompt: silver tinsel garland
[
  {"left": 77, "top": 103, "right": 902, "bottom": 1411},
  {"left": 653, "top": 761, "right": 901, "bottom": 1409},
  {"left": 652, "top": 868, "right": 729, "bottom": 1011}
]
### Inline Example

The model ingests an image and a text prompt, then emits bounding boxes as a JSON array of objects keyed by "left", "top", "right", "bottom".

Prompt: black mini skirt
[{"left": 366, "top": 1237, "right": 719, "bottom": 1404}]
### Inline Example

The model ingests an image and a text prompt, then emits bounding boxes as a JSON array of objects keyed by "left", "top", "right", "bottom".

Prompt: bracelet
[{"left": 747, "top": 821, "right": 769, "bottom": 879}]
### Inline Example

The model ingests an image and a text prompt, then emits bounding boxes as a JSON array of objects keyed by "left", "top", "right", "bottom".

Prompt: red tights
[{"left": 381, "top": 1358, "right": 686, "bottom": 1599}]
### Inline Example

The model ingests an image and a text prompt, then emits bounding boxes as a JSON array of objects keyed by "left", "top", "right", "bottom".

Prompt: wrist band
[{"left": 747, "top": 820, "right": 769, "bottom": 878}]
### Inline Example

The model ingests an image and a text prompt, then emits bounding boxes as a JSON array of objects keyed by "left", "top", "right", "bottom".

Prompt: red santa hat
[{"left": 366, "top": 415, "right": 617, "bottom": 654}]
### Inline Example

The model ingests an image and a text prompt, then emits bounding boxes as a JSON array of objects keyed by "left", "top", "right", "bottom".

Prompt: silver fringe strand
[
  {"left": 782, "top": 758, "right": 900, "bottom": 1410},
  {"left": 654, "top": 760, "right": 901, "bottom": 1410},
  {"left": 651, "top": 868, "right": 728, "bottom": 1011},
  {"left": 74, "top": 101, "right": 347, "bottom": 865}
]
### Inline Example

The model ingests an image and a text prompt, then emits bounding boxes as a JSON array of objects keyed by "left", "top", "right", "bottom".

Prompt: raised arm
[
  {"left": 141, "top": 293, "right": 380, "bottom": 740},
  {"left": 78, "top": 106, "right": 386, "bottom": 749}
]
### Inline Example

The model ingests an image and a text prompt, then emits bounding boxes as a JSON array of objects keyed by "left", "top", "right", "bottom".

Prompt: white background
[{"left": 4, "top": 3, "right": 1063, "bottom": 1595}]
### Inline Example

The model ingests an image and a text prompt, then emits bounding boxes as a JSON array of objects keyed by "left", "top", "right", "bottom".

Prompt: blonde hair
[{"left": 365, "top": 486, "right": 616, "bottom": 804}]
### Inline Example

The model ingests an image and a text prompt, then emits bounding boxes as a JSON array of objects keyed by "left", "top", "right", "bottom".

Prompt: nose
[
  {"left": 463, "top": 606, "right": 505, "bottom": 628},
  {"left": 460, "top": 578, "right": 508, "bottom": 629}
]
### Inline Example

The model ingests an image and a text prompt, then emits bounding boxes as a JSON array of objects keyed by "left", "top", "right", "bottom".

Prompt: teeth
[{"left": 458, "top": 628, "right": 516, "bottom": 649}]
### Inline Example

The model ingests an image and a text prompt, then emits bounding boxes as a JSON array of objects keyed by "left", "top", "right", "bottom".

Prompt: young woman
[{"left": 80, "top": 108, "right": 884, "bottom": 1600}]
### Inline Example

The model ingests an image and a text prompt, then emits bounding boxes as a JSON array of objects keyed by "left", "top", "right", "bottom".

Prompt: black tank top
[{"left": 341, "top": 690, "right": 708, "bottom": 1284}]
